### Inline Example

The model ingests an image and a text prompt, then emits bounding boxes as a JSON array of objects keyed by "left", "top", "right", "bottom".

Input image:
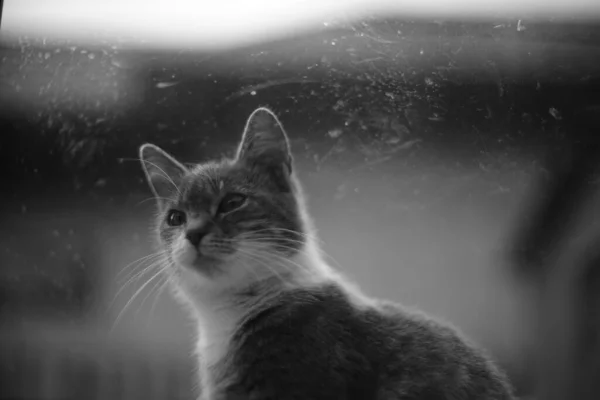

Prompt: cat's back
[
  {"left": 370, "top": 300, "right": 515, "bottom": 400},
  {"left": 220, "top": 283, "right": 514, "bottom": 400}
]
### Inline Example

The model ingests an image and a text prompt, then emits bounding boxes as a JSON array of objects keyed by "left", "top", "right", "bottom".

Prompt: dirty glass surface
[{"left": 1, "top": 5, "right": 599, "bottom": 400}]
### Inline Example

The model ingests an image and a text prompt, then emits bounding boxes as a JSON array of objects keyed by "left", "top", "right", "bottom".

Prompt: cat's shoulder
[
  {"left": 225, "top": 283, "right": 513, "bottom": 400},
  {"left": 236, "top": 282, "right": 460, "bottom": 345}
]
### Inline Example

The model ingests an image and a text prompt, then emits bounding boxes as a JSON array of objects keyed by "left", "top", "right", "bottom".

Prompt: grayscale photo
[{"left": 1, "top": 1, "right": 599, "bottom": 399}]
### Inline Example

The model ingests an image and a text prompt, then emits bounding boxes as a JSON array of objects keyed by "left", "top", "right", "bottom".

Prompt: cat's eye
[
  {"left": 166, "top": 209, "right": 187, "bottom": 226},
  {"left": 218, "top": 193, "right": 247, "bottom": 214}
]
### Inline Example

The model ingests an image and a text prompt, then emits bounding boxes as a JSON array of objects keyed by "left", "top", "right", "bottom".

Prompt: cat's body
[
  {"left": 139, "top": 107, "right": 515, "bottom": 400},
  {"left": 200, "top": 282, "right": 512, "bottom": 400}
]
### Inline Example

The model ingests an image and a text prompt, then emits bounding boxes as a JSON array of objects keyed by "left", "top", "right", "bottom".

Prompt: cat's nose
[{"left": 185, "top": 228, "right": 209, "bottom": 247}]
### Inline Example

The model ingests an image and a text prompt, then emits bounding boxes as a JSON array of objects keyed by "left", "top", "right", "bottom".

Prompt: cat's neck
[
  {"left": 184, "top": 239, "right": 334, "bottom": 315},
  {"left": 180, "top": 238, "right": 372, "bottom": 333},
  {"left": 178, "top": 239, "right": 340, "bottom": 379}
]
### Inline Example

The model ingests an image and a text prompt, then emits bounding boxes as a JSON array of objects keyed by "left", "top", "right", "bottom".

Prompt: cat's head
[{"left": 139, "top": 107, "right": 311, "bottom": 293}]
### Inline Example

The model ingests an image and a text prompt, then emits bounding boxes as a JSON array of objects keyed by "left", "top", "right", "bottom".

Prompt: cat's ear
[
  {"left": 139, "top": 143, "right": 188, "bottom": 204},
  {"left": 236, "top": 107, "right": 293, "bottom": 174}
]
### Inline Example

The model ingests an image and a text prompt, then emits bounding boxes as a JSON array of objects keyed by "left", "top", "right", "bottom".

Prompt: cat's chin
[
  {"left": 192, "top": 254, "right": 224, "bottom": 270},
  {"left": 174, "top": 247, "right": 225, "bottom": 273},
  {"left": 185, "top": 255, "right": 225, "bottom": 271}
]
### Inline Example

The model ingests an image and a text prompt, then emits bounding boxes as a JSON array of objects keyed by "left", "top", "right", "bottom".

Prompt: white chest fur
[
  {"left": 177, "top": 240, "right": 343, "bottom": 399},
  {"left": 195, "top": 310, "right": 237, "bottom": 368},
  {"left": 194, "top": 306, "right": 240, "bottom": 400}
]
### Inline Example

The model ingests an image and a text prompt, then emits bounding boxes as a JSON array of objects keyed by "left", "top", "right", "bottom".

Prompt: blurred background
[{"left": 1, "top": 1, "right": 600, "bottom": 399}]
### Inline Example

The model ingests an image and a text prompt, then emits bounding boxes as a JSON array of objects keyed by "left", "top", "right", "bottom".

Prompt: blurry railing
[{"left": 0, "top": 326, "right": 195, "bottom": 400}]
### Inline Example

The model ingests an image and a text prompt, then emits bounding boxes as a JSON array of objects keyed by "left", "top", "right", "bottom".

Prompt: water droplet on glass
[
  {"left": 156, "top": 81, "right": 179, "bottom": 89},
  {"left": 327, "top": 129, "right": 343, "bottom": 139},
  {"left": 549, "top": 107, "right": 562, "bottom": 120}
]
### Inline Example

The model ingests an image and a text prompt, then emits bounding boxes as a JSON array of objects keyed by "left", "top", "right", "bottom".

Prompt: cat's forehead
[
  {"left": 181, "top": 164, "right": 223, "bottom": 199},
  {"left": 178, "top": 161, "right": 249, "bottom": 207}
]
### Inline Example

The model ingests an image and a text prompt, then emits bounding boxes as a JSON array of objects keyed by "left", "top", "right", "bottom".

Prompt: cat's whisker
[
  {"left": 234, "top": 247, "right": 292, "bottom": 285},
  {"left": 245, "top": 234, "right": 343, "bottom": 271},
  {"left": 135, "top": 196, "right": 174, "bottom": 207},
  {"left": 137, "top": 271, "right": 169, "bottom": 319},
  {"left": 110, "top": 264, "right": 166, "bottom": 315},
  {"left": 240, "top": 237, "right": 309, "bottom": 258},
  {"left": 228, "top": 252, "right": 271, "bottom": 286},
  {"left": 117, "top": 251, "right": 166, "bottom": 280},
  {"left": 242, "top": 238, "right": 308, "bottom": 253},
  {"left": 110, "top": 266, "right": 169, "bottom": 334},
  {"left": 117, "top": 255, "right": 167, "bottom": 289},
  {"left": 236, "top": 244, "right": 309, "bottom": 280},
  {"left": 234, "top": 246, "right": 286, "bottom": 274},
  {"left": 250, "top": 227, "right": 323, "bottom": 245},
  {"left": 253, "top": 247, "right": 313, "bottom": 276},
  {"left": 244, "top": 234, "right": 305, "bottom": 243},
  {"left": 109, "top": 257, "right": 168, "bottom": 312},
  {"left": 117, "top": 251, "right": 166, "bottom": 279},
  {"left": 139, "top": 261, "right": 176, "bottom": 324},
  {"left": 147, "top": 275, "right": 172, "bottom": 328},
  {"left": 245, "top": 232, "right": 323, "bottom": 254},
  {"left": 241, "top": 233, "right": 323, "bottom": 257}
]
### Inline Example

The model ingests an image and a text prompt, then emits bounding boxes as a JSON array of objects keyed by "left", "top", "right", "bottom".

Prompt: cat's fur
[{"left": 139, "top": 107, "right": 515, "bottom": 400}]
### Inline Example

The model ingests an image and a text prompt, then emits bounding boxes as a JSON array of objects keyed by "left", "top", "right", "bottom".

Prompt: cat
[{"left": 138, "top": 107, "right": 516, "bottom": 400}]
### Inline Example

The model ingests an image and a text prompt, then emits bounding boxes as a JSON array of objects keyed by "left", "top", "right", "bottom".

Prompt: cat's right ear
[{"left": 139, "top": 143, "right": 188, "bottom": 205}]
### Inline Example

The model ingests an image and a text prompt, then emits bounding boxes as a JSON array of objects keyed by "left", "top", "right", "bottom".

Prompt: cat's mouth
[
  {"left": 192, "top": 252, "right": 221, "bottom": 266},
  {"left": 173, "top": 242, "right": 223, "bottom": 271},
  {"left": 186, "top": 241, "right": 243, "bottom": 274}
]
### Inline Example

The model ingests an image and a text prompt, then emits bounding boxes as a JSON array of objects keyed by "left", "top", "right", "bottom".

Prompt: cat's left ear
[
  {"left": 139, "top": 143, "right": 188, "bottom": 206},
  {"left": 236, "top": 107, "right": 293, "bottom": 174}
]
